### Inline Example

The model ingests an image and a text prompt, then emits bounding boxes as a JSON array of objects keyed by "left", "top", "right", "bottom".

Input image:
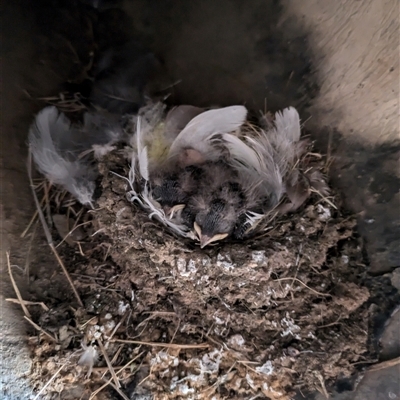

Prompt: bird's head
[{"left": 193, "top": 199, "right": 237, "bottom": 248}]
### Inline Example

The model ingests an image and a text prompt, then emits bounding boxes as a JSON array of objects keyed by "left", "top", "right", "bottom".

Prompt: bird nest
[{"left": 22, "top": 145, "right": 373, "bottom": 400}]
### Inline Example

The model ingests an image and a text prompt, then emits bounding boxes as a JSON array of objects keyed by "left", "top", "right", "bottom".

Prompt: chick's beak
[
  {"left": 194, "top": 222, "right": 229, "bottom": 248},
  {"left": 168, "top": 204, "right": 186, "bottom": 219},
  {"left": 200, "top": 234, "right": 213, "bottom": 249}
]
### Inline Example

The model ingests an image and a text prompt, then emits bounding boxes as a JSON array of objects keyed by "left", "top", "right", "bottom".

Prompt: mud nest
[{"left": 23, "top": 143, "right": 376, "bottom": 400}]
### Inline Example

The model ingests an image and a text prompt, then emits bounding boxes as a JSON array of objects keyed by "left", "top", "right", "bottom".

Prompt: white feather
[
  {"left": 220, "top": 133, "right": 263, "bottom": 171},
  {"left": 267, "top": 107, "right": 302, "bottom": 177},
  {"left": 28, "top": 107, "right": 96, "bottom": 206},
  {"left": 125, "top": 143, "right": 192, "bottom": 238},
  {"left": 214, "top": 131, "right": 284, "bottom": 207},
  {"left": 168, "top": 105, "right": 248, "bottom": 160},
  {"left": 164, "top": 105, "right": 205, "bottom": 142},
  {"left": 135, "top": 117, "right": 149, "bottom": 181},
  {"left": 225, "top": 107, "right": 302, "bottom": 206},
  {"left": 273, "top": 106, "right": 301, "bottom": 143},
  {"left": 126, "top": 177, "right": 193, "bottom": 238}
]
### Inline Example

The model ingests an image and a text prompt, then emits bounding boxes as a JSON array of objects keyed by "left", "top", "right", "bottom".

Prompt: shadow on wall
[{"left": 122, "top": 0, "right": 319, "bottom": 112}]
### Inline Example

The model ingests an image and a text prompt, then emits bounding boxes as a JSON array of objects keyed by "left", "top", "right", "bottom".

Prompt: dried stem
[
  {"left": 24, "top": 316, "right": 57, "bottom": 342},
  {"left": 27, "top": 152, "right": 83, "bottom": 307},
  {"left": 112, "top": 338, "right": 209, "bottom": 349},
  {"left": 89, "top": 351, "right": 144, "bottom": 400},
  {"left": 315, "top": 372, "right": 330, "bottom": 399},
  {"left": 368, "top": 357, "right": 400, "bottom": 372},
  {"left": 6, "top": 298, "right": 49, "bottom": 311},
  {"left": 6, "top": 252, "right": 31, "bottom": 318},
  {"left": 97, "top": 338, "right": 121, "bottom": 389},
  {"left": 33, "top": 361, "right": 68, "bottom": 400},
  {"left": 274, "top": 277, "right": 330, "bottom": 297}
]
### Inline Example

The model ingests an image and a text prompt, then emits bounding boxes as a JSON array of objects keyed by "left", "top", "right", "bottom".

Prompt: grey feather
[
  {"left": 28, "top": 107, "right": 101, "bottom": 206},
  {"left": 135, "top": 117, "right": 149, "bottom": 181},
  {"left": 220, "top": 134, "right": 263, "bottom": 171},
  {"left": 267, "top": 107, "right": 302, "bottom": 177},
  {"left": 168, "top": 106, "right": 248, "bottom": 162}
]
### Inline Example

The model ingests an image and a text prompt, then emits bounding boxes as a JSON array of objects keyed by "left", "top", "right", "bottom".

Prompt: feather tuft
[
  {"left": 28, "top": 106, "right": 97, "bottom": 206},
  {"left": 168, "top": 105, "right": 248, "bottom": 161}
]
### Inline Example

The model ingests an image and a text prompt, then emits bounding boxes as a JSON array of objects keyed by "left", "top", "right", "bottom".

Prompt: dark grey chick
[
  {"left": 181, "top": 162, "right": 246, "bottom": 248},
  {"left": 168, "top": 105, "right": 313, "bottom": 247},
  {"left": 129, "top": 104, "right": 328, "bottom": 247},
  {"left": 151, "top": 165, "right": 204, "bottom": 217}
]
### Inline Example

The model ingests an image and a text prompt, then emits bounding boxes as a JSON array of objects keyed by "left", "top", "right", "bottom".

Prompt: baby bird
[{"left": 127, "top": 103, "right": 328, "bottom": 247}]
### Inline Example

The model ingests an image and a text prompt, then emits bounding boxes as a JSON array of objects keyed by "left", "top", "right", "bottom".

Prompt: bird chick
[
  {"left": 190, "top": 178, "right": 247, "bottom": 248},
  {"left": 151, "top": 164, "right": 203, "bottom": 216},
  {"left": 127, "top": 103, "right": 329, "bottom": 248}
]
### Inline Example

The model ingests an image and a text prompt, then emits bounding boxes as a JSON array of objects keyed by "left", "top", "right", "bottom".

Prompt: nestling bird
[
  {"left": 127, "top": 103, "right": 329, "bottom": 247},
  {"left": 28, "top": 101, "right": 328, "bottom": 248}
]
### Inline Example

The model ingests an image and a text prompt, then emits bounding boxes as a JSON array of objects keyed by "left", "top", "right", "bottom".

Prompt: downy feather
[
  {"left": 267, "top": 107, "right": 302, "bottom": 177},
  {"left": 135, "top": 117, "right": 149, "bottom": 181},
  {"left": 168, "top": 105, "right": 248, "bottom": 161},
  {"left": 218, "top": 131, "right": 284, "bottom": 208},
  {"left": 28, "top": 106, "right": 97, "bottom": 206},
  {"left": 220, "top": 133, "right": 263, "bottom": 171}
]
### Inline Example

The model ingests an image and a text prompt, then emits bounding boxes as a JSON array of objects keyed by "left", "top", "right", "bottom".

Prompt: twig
[
  {"left": 326, "top": 129, "right": 333, "bottom": 171},
  {"left": 317, "top": 315, "right": 342, "bottom": 329},
  {"left": 6, "top": 298, "right": 49, "bottom": 311},
  {"left": 97, "top": 338, "right": 121, "bottom": 388},
  {"left": 112, "top": 338, "right": 209, "bottom": 349},
  {"left": 49, "top": 244, "right": 83, "bottom": 306},
  {"left": 20, "top": 210, "right": 38, "bottom": 238},
  {"left": 44, "top": 181, "right": 53, "bottom": 225},
  {"left": 20, "top": 189, "right": 48, "bottom": 239},
  {"left": 27, "top": 152, "right": 83, "bottom": 307},
  {"left": 108, "top": 312, "right": 129, "bottom": 341},
  {"left": 33, "top": 361, "right": 68, "bottom": 400},
  {"left": 136, "top": 372, "right": 152, "bottom": 388},
  {"left": 315, "top": 372, "right": 330, "bottom": 399},
  {"left": 273, "top": 277, "right": 330, "bottom": 297},
  {"left": 90, "top": 378, "right": 114, "bottom": 400},
  {"left": 77, "top": 242, "right": 85, "bottom": 257},
  {"left": 368, "top": 357, "right": 400, "bottom": 372},
  {"left": 6, "top": 252, "right": 31, "bottom": 318},
  {"left": 108, "top": 381, "right": 130, "bottom": 400},
  {"left": 310, "top": 188, "right": 337, "bottom": 210},
  {"left": 89, "top": 351, "right": 144, "bottom": 400},
  {"left": 55, "top": 221, "right": 92, "bottom": 248},
  {"left": 24, "top": 221, "right": 38, "bottom": 278},
  {"left": 100, "top": 345, "right": 123, "bottom": 379},
  {"left": 23, "top": 316, "right": 57, "bottom": 342},
  {"left": 93, "top": 366, "right": 130, "bottom": 372},
  {"left": 159, "top": 79, "right": 182, "bottom": 92}
]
